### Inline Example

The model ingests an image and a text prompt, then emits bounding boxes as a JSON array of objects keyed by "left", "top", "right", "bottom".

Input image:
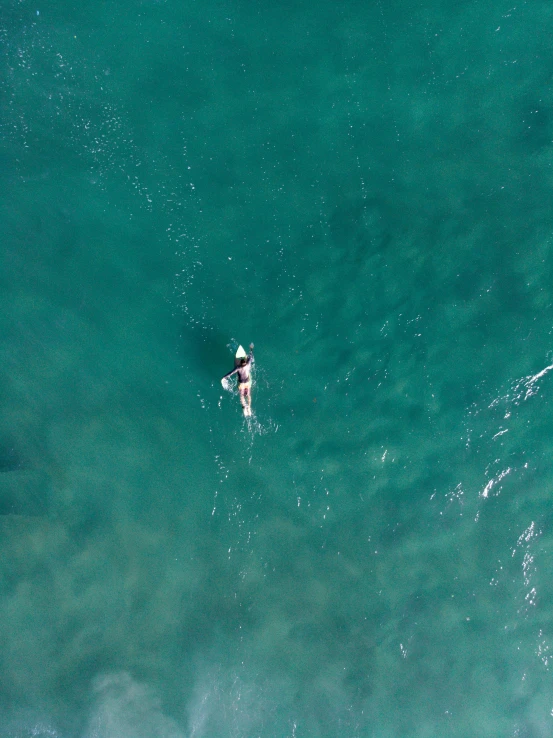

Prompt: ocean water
[{"left": 2, "top": 0, "right": 553, "bottom": 735}]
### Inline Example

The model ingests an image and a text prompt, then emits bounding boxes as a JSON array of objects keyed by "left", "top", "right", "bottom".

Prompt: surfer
[{"left": 221, "top": 343, "right": 254, "bottom": 417}]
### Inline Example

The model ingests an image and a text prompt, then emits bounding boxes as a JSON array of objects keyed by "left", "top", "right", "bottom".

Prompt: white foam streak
[
  {"left": 479, "top": 467, "right": 511, "bottom": 498},
  {"left": 487, "top": 358, "right": 553, "bottom": 411},
  {"left": 523, "top": 361, "right": 553, "bottom": 400}
]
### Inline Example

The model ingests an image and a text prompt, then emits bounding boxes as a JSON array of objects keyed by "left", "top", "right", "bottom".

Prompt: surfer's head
[{"left": 240, "top": 357, "right": 247, "bottom": 366}]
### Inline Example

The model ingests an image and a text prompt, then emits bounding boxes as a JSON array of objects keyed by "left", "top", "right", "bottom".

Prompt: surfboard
[{"left": 234, "top": 345, "right": 247, "bottom": 367}]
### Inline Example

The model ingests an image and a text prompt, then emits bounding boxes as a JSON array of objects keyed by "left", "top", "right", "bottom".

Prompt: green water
[{"left": 2, "top": 0, "right": 553, "bottom": 735}]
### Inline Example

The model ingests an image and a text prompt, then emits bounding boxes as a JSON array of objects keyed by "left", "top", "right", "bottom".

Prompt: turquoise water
[{"left": 2, "top": 0, "right": 553, "bottom": 735}]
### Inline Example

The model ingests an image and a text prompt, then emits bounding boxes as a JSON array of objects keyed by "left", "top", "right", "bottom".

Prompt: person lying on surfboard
[{"left": 221, "top": 343, "right": 254, "bottom": 417}]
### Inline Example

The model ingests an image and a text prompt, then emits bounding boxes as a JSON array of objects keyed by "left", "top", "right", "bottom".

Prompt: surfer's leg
[
  {"left": 240, "top": 385, "right": 251, "bottom": 416},
  {"left": 239, "top": 387, "right": 247, "bottom": 410}
]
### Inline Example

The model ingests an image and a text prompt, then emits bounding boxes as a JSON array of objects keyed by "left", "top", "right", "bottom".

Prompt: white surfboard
[{"left": 235, "top": 345, "right": 247, "bottom": 364}]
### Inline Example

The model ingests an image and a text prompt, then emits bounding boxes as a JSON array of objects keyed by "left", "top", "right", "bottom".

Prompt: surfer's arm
[{"left": 221, "top": 367, "right": 238, "bottom": 381}]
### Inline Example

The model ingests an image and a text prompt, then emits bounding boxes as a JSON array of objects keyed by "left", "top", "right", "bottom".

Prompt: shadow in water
[
  {"left": 0, "top": 470, "right": 51, "bottom": 517},
  {"left": 0, "top": 443, "right": 23, "bottom": 473},
  {"left": 179, "top": 323, "right": 234, "bottom": 382}
]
